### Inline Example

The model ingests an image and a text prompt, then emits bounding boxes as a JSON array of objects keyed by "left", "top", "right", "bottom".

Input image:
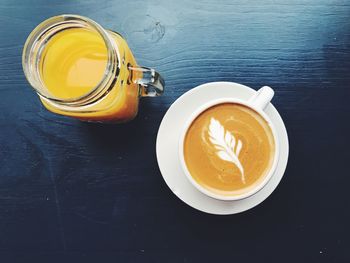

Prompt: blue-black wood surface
[{"left": 0, "top": 0, "right": 349, "bottom": 262}]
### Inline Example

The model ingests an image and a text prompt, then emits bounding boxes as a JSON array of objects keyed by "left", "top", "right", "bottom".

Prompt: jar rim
[{"left": 22, "top": 14, "right": 121, "bottom": 106}]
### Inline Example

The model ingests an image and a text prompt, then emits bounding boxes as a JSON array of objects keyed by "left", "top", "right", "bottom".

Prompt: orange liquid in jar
[{"left": 39, "top": 28, "right": 140, "bottom": 122}]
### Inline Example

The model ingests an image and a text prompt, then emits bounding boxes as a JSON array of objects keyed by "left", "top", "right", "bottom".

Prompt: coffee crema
[{"left": 183, "top": 103, "right": 275, "bottom": 196}]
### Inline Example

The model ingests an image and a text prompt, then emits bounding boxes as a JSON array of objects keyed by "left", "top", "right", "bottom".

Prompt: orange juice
[
  {"left": 39, "top": 28, "right": 140, "bottom": 122},
  {"left": 23, "top": 15, "right": 164, "bottom": 123}
]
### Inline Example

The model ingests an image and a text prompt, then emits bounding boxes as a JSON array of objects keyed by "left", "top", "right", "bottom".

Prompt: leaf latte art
[{"left": 208, "top": 118, "right": 245, "bottom": 184}]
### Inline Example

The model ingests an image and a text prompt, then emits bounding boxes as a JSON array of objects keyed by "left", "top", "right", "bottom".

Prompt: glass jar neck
[{"left": 22, "top": 14, "right": 121, "bottom": 108}]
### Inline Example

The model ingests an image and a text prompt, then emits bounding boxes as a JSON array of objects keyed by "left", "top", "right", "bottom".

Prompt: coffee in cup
[{"left": 179, "top": 86, "right": 279, "bottom": 201}]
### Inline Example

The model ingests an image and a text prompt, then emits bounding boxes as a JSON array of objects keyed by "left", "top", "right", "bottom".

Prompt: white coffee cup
[{"left": 178, "top": 85, "right": 280, "bottom": 201}]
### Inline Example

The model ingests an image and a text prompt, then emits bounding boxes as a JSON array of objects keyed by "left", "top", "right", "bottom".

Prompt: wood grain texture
[{"left": 0, "top": 0, "right": 350, "bottom": 262}]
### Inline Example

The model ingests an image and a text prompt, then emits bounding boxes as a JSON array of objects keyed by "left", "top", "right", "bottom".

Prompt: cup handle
[
  {"left": 248, "top": 86, "right": 274, "bottom": 110},
  {"left": 129, "top": 66, "right": 165, "bottom": 97}
]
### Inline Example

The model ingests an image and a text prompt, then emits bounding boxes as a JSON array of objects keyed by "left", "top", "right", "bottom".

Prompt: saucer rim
[{"left": 156, "top": 81, "right": 289, "bottom": 215}]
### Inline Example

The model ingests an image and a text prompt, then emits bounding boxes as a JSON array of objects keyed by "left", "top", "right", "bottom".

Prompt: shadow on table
[{"left": 78, "top": 99, "right": 163, "bottom": 153}]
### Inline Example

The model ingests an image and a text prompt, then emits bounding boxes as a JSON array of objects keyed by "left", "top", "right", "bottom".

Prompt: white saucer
[{"left": 156, "top": 82, "right": 289, "bottom": 215}]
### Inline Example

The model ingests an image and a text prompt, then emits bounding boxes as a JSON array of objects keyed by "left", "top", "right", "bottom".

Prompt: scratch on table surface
[
  {"left": 74, "top": 211, "right": 109, "bottom": 225},
  {"left": 46, "top": 155, "right": 67, "bottom": 252},
  {"left": 36, "top": 114, "right": 77, "bottom": 128}
]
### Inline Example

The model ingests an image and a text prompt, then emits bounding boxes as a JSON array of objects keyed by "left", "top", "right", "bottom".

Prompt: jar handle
[{"left": 129, "top": 66, "right": 165, "bottom": 97}]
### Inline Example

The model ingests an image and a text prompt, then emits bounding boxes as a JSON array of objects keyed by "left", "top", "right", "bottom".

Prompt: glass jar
[{"left": 22, "top": 14, "right": 164, "bottom": 122}]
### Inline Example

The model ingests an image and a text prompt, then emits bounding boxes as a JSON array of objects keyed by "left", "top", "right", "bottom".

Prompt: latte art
[
  {"left": 208, "top": 118, "right": 245, "bottom": 183},
  {"left": 183, "top": 103, "right": 275, "bottom": 196}
]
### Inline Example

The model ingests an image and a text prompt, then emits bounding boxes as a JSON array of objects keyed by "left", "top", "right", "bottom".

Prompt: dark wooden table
[{"left": 1, "top": 0, "right": 349, "bottom": 262}]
